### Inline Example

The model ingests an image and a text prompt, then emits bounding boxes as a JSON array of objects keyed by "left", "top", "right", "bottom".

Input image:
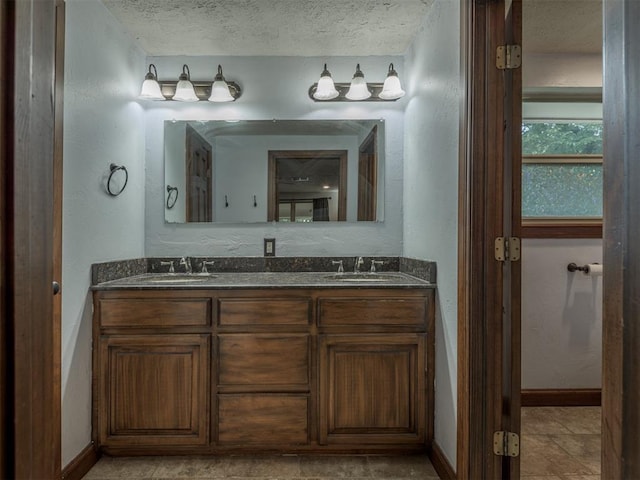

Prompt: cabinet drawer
[
  {"left": 318, "top": 297, "right": 426, "bottom": 327},
  {"left": 99, "top": 298, "right": 211, "bottom": 328},
  {"left": 217, "top": 394, "right": 309, "bottom": 445},
  {"left": 218, "top": 334, "right": 309, "bottom": 388},
  {"left": 218, "top": 298, "right": 310, "bottom": 326}
]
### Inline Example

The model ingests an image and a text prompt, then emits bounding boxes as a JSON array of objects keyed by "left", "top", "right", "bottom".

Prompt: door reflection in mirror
[{"left": 268, "top": 150, "right": 347, "bottom": 222}]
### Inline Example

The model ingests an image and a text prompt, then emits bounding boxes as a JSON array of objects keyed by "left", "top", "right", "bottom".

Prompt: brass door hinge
[
  {"left": 495, "top": 237, "right": 521, "bottom": 262},
  {"left": 496, "top": 45, "right": 522, "bottom": 70},
  {"left": 494, "top": 431, "right": 520, "bottom": 457}
]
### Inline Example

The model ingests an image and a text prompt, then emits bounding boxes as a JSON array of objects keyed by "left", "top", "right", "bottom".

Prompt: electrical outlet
[{"left": 264, "top": 238, "right": 275, "bottom": 256}]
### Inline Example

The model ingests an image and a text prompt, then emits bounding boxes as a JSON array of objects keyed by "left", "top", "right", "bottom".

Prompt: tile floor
[
  {"left": 82, "top": 406, "right": 601, "bottom": 480},
  {"left": 521, "top": 406, "right": 601, "bottom": 480},
  {"left": 82, "top": 454, "right": 440, "bottom": 479}
]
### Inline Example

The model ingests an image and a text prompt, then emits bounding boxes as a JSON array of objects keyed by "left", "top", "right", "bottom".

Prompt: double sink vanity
[{"left": 91, "top": 256, "right": 435, "bottom": 456}]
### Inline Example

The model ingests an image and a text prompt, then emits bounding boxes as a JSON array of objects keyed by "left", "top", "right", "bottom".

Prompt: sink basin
[
  {"left": 142, "top": 274, "right": 216, "bottom": 284},
  {"left": 325, "top": 273, "right": 404, "bottom": 282}
]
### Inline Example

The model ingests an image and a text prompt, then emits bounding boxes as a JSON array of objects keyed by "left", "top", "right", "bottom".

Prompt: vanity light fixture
[
  {"left": 308, "top": 63, "right": 405, "bottom": 102},
  {"left": 138, "top": 64, "right": 242, "bottom": 102},
  {"left": 345, "top": 64, "right": 372, "bottom": 101},
  {"left": 379, "top": 63, "right": 406, "bottom": 100},
  {"left": 139, "top": 64, "right": 165, "bottom": 100},
  {"left": 312, "top": 64, "right": 340, "bottom": 100},
  {"left": 173, "top": 64, "right": 199, "bottom": 102}
]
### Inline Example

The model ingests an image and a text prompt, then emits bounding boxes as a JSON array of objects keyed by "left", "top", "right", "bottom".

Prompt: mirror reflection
[{"left": 164, "top": 120, "right": 384, "bottom": 223}]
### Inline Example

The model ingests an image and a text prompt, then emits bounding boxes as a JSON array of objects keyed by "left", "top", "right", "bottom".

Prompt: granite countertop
[{"left": 92, "top": 271, "right": 434, "bottom": 290}]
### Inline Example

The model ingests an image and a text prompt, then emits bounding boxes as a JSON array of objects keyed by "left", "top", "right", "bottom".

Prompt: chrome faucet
[
  {"left": 160, "top": 260, "right": 175, "bottom": 273},
  {"left": 354, "top": 256, "right": 364, "bottom": 273},
  {"left": 331, "top": 260, "right": 344, "bottom": 274},
  {"left": 179, "top": 256, "right": 192, "bottom": 274},
  {"left": 370, "top": 260, "right": 384, "bottom": 273},
  {"left": 201, "top": 260, "right": 215, "bottom": 273}
]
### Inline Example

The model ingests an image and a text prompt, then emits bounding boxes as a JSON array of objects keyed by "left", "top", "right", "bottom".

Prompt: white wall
[
  {"left": 521, "top": 96, "right": 603, "bottom": 391},
  {"left": 211, "top": 134, "right": 358, "bottom": 223},
  {"left": 524, "top": 53, "right": 602, "bottom": 88},
  {"left": 522, "top": 239, "right": 603, "bottom": 388},
  {"left": 164, "top": 122, "right": 187, "bottom": 223},
  {"left": 403, "top": 0, "right": 460, "bottom": 468},
  {"left": 62, "top": 0, "right": 146, "bottom": 466},
  {"left": 143, "top": 56, "right": 405, "bottom": 257}
]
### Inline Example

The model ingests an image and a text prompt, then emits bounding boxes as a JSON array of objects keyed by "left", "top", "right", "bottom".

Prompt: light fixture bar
[
  {"left": 156, "top": 80, "right": 242, "bottom": 101},
  {"left": 308, "top": 82, "right": 397, "bottom": 102}
]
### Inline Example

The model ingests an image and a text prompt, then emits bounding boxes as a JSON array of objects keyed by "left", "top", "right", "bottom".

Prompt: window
[{"left": 521, "top": 101, "right": 603, "bottom": 238}]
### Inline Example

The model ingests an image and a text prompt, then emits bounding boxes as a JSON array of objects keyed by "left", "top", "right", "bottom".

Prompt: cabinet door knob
[{"left": 52, "top": 281, "right": 60, "bottom": 295}]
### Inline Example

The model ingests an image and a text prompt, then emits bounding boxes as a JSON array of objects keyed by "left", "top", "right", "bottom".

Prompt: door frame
[
  {"left": 457, "top": 0, "right": 522, "bottom": 478},
  {"left": 601, "top": 0, "right": 640, "bottom": 476}
]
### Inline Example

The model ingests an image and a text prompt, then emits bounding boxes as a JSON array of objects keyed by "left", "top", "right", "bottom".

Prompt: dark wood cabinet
[
  {"left": 96, "top": 334, "right": 209, "bottom": 447},
  {"left": 93, "top": 287, "right": 434, "bottom": 454},
  {"left": 319, "top": 334, "right": 426, "bottom": 445}
]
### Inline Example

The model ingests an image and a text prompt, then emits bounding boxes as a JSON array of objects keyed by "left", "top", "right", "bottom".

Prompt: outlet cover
[{"left": 264, "top": 238, "right": 275, "bottom": 256}]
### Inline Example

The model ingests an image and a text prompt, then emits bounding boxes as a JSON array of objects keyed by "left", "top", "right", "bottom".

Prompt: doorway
[
  {"left": 186, "top": 124, "right": 213, "bottom": 223},
  {"left": 519, "top": 2, "right": 604, "bottom": 477},
  {"left": 267, "top": 150, "right": 347, "bottom": 222}
]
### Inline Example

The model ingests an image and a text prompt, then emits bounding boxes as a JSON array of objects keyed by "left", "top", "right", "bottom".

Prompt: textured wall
[
  {"left": 143, "top": 56, "right": 405, "bottom": 257},
  {"left": 522, "top": 239, "right": 603, "bottom": 389},
  {"left": 62, "top": 0, "right": 146, "bottom": 466},
  {"left": 403, "top": 0, "right": 460, "bottom": 468}
]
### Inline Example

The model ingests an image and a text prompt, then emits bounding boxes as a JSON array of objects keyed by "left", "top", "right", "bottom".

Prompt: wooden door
[
  {"left": 98, "top": 334, "right": 210, "bottom": 447},
  {"left": 458, "top": 0, "right": 522, "bottom": 478},
  {"left": 4, "top": 0, "right": 61, "bottom": 477},
  {"left": 186, "top": 125, "right": 213, "bottom": 222},
  {"left": 319, "top": 334, "right": 426, "bottom": 446},
  {"left": 358, "top": 126, "right": 377, "bottom": 221}
]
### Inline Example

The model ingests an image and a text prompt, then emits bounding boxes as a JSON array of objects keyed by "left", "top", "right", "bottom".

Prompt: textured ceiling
[
  {"left": 523, "top": 0, "right": 602, "bottom": 54},
  {"left": 101, "top": 0, "right": 434, "bottom": 56},
  {"left": 100, "top": 0, "right": 602, "bottom": 57}
]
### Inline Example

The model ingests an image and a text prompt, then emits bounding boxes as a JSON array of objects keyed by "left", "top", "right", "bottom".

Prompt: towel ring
[
  {"left": 166, "top": 185, "right": 179, "bottom": 209},
  {"left": 107, "top": 163, "right": 128, "bottom": 196}
]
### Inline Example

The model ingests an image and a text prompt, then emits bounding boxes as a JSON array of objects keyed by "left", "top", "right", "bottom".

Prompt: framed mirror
[{"left": 164, "top": 119, "right": 384, "bottom": 224}]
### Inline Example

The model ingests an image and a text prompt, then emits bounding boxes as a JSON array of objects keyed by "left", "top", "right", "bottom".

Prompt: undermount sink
[
  {"left": 325, "top": 273, "right": 404, "bottom": 282},
  {"left": 143, "top": 274, "right": 216, "bottom": 283}
]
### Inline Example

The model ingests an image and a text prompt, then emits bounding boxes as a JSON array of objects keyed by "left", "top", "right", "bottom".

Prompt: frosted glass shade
[
  {"left": 139, "top": 64, "right": 165, "bottom": 100},
  {"left": 208, "top": 80, "right": 235, "bottom": 102},
  {"left": 345, "top": 76, "right": 371, "bottom": 101},
  {"left": 139, "top": 78, "right": 165, "bottom": 100},
  {"left": 313, "top": 67, "right": 339, "bottom": 100},
  {"left": 379, "top": 63, "right": 405, "bottom": 100},
  {"left": 379, "top": 75, "right": 405, "bottom": 100},
  {"left": 173, "top": 79, "right": 199, "bottom": 102}
]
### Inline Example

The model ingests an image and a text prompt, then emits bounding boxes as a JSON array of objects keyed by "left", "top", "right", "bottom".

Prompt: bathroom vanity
[{"left": 92, "top": 271, "right": 435, "bottom": 455}]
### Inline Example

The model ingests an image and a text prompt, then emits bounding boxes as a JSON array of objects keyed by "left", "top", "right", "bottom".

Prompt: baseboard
[
  {"left": 62, "top": 443, "right": 100, "bottom": 480},
  {"left": 428, "top": 442, "right": 456, "bottom": 480},
  {"left": 521, "top": 388, "right": 601, "bottom": 407}
]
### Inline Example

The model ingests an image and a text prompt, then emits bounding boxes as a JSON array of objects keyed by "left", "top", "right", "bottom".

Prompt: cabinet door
[
  {"left": 319, "top": 334, "right": 426, "bottom": 445},
  {"left": 97, "top": 334, "right": 209, "bottom": 447}
]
